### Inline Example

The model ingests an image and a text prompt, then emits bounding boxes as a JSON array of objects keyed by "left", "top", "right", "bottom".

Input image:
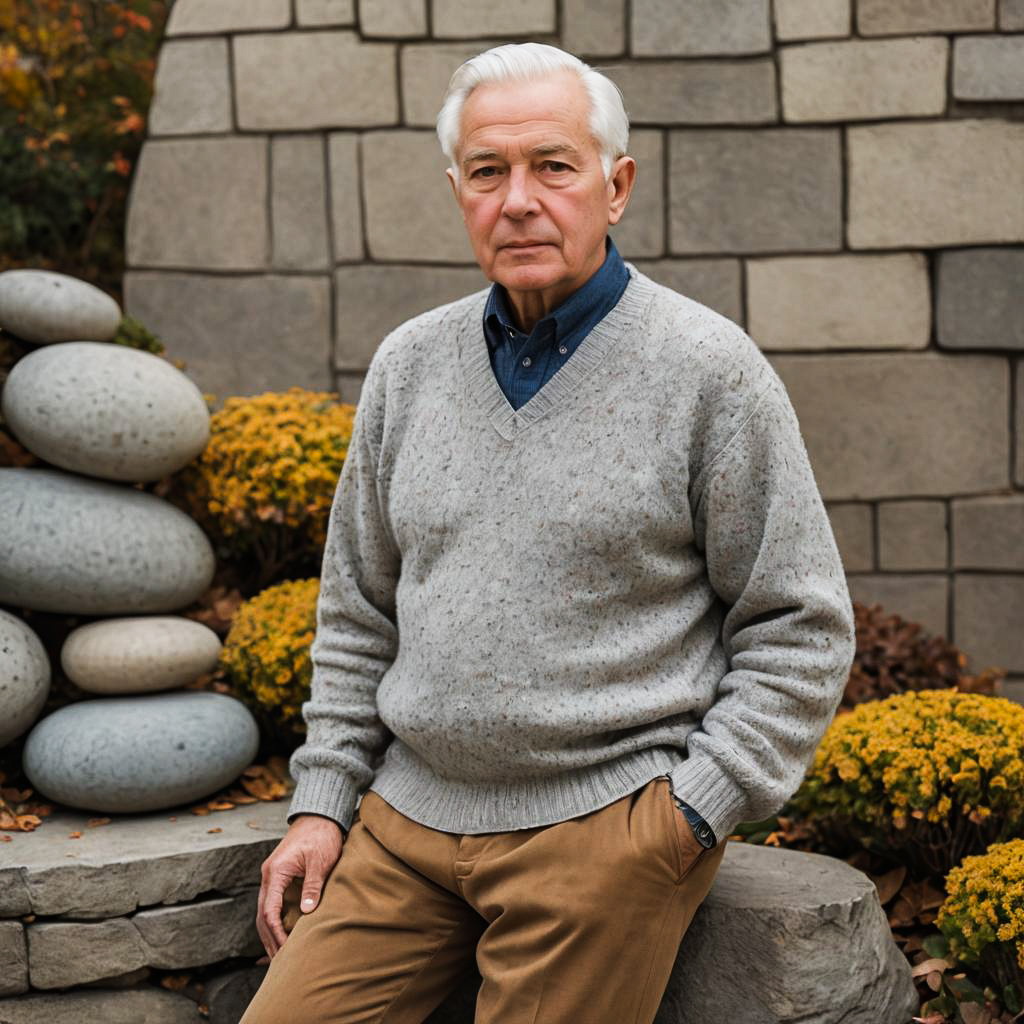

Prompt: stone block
[
  {"left": 630, "top": 0, "right": 771, "bottom": 56},
  {"left": 431, "top": 0, "right": 555, "bottom": 37},
  {"left": 426, "top": 843, "right": 918, "bottom": 1023},
  {"left": 1018, "top": 360, "right": 1024, "bottom": 486},
  {"left": 954, "top": 35, "right": 1024, "bottom": 100},
  {"left": 825, "top": 503, "right": 874, "bottom": 572},
  {"left": 334, "top": 371, "right": 367, "bottom": 405},
  {"left": 166, "top": 0, "right": 289, "bottom": 35},
  {"left": 1003, "top": 0, "right": 1024, "bottom": 28},
  {"left": 362, "top": 132, "right": 472, "bottom": 262},
  {"left": 603, "top": 60, "right": 777, "bottom": 124},
  {"left": 669, "top": 129, "right": 842, "bottom": 254},
  {"left": 272, "top": 135, "right": 329, "bottom": 271},
  {"left": 0, "top": 921, "right": 28, "bottom": 997},
  {"left": 0, "top": 988, "right": 199, "bottom": 1024},
  {"left": 28, "top": 918, "right": 146, "bottom": 989},
  {"left": 878, "top": 501, "right": 948, "bottom": 571},
  {"left": 123, "top": 273, "right": 332, "bottom": 405},
  {"left": 847, "top": 574, "right": 949, "bottom": 638},
  {"left": 774, "top": 0, "right": 851, "bottom": 40},
  {"left": 360, "top": 0, "right": 426, "bottom": 36},
  {"left": 334, "top": 265, "right": 487, "bottom": 370},
  {"left": 401, "top": 44, "right": 491, "bottom": 128},
  {"left": 126, "top": 138, "right": 268, "bottom": 270},
  {"left": 206, "top": 966, "right": 268, "bottom": 1024},
  {"left": 955, "top": 574, "right": 1024, "bottom": 672},
  {"left": 747, "top": 254, "right": 930, "bottom": 350},
  {"left": 630, "top": 259, "right": 742, "bottom": 325},
  {"left": 937, "top": 248, "right": 1024, "bottom": 350},
  {"left": 234, "top": 32, "right": 397, "bottom": 130},
  {"left": 563, "top": 0, "right": 625, "bottom": 56},
  {"left": 328, "top": 134, "right": 364, "bottom": 261},
  {"left": 781, "top": 38, "right": 947, "bottom": 122},
  {"left": 133, "top": 891, "right": 262, "bottom": 968},
  {"left": 148, "top": 39, "right": 231, "bottom": 136},
  {"left": 848, "top": 120, "right": 1024, "bottom": 248},
  {"left": 952, "top": 495, "right": 1024, "bottom": 569},
  {"left": 296, "top": 0, "right": 355, "bottom": 25},
  {"left": 1001, "top": 676, "right": 1024, "bottom": 705},
  {"left": 0, "top": 799, "right": 288, "bottom": 919},
  {"left": 857, "top": 0, "right": 995, "bottom": 34},
  {"left": 610, "top": 130, "right": 663, "bottom": 258},
  {"left": 767, "top": 353, "right": 1009, "bottom": 500}
]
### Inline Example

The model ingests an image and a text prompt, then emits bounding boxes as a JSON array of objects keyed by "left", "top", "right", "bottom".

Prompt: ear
[
  {"left": 606, "top": 156, "right": 637, "bottom": 227},
  {"left": 446, "top": 167, "right": 460, "bottom": 203}
]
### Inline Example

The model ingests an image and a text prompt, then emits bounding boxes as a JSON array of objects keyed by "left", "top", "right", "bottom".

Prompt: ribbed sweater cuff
[
  {"left": 667, "top": 757, "right": 750, "bottom": 843},
  {"left": 286, "top": 767, "right": 360, "bottom": 834}
]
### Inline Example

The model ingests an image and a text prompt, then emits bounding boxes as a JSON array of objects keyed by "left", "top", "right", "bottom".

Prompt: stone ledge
[{"left": 0, "top": 799, "right": 287, "bottom": 919}]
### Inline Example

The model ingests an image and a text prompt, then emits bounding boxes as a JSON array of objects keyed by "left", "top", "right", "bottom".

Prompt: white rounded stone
[
  {"left": 61, "top": 616, "right": 223, "bottom": 696},
  {"left": 0, "top": 467, "right": 216, "bottom": 616},
  {"left": 0, "top": 269, "right": 121, "bottom": 344},
  {"left": 22, "top": 691, "right": 260, "bottom": 814},
  {"left": 1, "top": 341, "right": 210, "bottom": 482},
  {"left": 0, "top": 609, "right": 50, "bottom": 748}
]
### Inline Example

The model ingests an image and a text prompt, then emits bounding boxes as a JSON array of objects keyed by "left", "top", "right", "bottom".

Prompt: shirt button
[
  {"left": 558, "top": 345, "right": 567, "bottom": 355},
  {"left": 507, "top": 326, "right": 514, "bottom": 337},
  {"left": 522, "top": 357, "right": 531, "bottom": 367}
]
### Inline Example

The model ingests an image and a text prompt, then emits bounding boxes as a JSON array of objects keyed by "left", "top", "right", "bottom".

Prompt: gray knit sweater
[{"left": 287, "top": 265, "right": 856, "bottom": 843}]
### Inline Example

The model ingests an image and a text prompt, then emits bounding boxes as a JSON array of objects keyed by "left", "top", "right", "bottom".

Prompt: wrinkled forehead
[{"left": 455, "top": 70, "right": 597, "bottom": 158}]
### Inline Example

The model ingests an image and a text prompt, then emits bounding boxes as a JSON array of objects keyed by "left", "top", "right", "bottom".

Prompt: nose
[{"left": 501, "top": 164, "right": 540, "bottom": 219}]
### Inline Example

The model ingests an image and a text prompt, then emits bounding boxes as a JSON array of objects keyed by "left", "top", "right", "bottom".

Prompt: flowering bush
[
  {"left": 938, "top": 839, "right": 1024, "bottom": 1000},
  {"left": 218, "top": 577, "right": 318, "bottom": 744},
  {"left": 0, "top": 0, "right": 168, "bottom": 299},
  {"left": 789, "top": 690, "right": 1024, "bottom": 876},
  {"left": 164, "top": 388, "right": 356, "bottom": 589}
]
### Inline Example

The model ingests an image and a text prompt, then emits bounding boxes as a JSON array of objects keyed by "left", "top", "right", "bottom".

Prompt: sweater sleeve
[
  {"left": 286, "top": 357, "right": 400, "bottom": 833},
  {"left": 667, "top": 373, "right": 856, "bottom": 843}
]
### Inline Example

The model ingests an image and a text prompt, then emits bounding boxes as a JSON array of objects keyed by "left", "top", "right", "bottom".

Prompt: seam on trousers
[
  {"left": 377, "top": 917, "right": 478, "bottom": 1024},
  {"left": 631, "top": 884, "right": 683, "bottom": 1024}
]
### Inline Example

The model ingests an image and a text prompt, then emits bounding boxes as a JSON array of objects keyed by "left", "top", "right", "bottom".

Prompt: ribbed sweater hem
[{"left": 364, "top": 738, "right": 689, "bottom": 834}]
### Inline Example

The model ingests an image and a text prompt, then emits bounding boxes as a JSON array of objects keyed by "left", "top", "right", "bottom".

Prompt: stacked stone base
[{"left": 0, "top": 799, "right": 918, "bottom": 1023}]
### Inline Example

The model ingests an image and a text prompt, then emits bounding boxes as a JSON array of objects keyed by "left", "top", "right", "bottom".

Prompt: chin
[{"left": 492, "top": 263, "right": 565, "bottom": 293}]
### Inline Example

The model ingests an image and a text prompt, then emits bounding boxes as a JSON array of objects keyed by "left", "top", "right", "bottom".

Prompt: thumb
[{"left": 300, "top": 872, "right": 325, "bottom": 912}]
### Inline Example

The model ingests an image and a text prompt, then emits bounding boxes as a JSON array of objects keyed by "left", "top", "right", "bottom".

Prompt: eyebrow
[{"left": 460, "top": 143, "right": 584, "bottom": 169}]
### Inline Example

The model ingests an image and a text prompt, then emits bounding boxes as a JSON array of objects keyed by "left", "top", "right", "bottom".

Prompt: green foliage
[
  {"left": 111, "top": 312, "right": 164, "bottom": 354},
  {"left": 0, "top": 0, "right": 169, "bottom": 301}
]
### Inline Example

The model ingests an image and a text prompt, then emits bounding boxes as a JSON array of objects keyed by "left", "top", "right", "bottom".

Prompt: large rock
[
  {"left": 0, "top": 270, "right": 121, "bottom": 345},
  {"left": 0, "top": 921, "right": 28, "bottom": 997},
  {"left": 425, "top": 843, "right": 918, "bottom": 1024},
  {"left": 1, "top": 341, "right": 210, "bottom": 482},
  {"left": 0, "top": 798, "right": 288, "bottom": 919},
  {"left": 61, "top": 616, "right": 222, "bottom": 696},
  {"left": 22, "top": 691, "right": 259, "bottom": 814},
  {"left": 0, "top": 987, "right": 199, "bottom": 1023},
  {"left": 0, "top": 468, "right": 215, "bottom": 615},
  {"left": 0, "top": 609, "right": 50, "bottom": 748}
]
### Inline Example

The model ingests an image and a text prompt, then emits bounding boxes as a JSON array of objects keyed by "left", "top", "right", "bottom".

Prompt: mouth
[{"left": 500, "top": 242, "right": 554, "bottom": 252}]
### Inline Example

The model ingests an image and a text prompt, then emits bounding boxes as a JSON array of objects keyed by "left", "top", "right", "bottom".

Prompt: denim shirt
[{"left": 481, "top": 235, "right": 717, "bottom": 848}]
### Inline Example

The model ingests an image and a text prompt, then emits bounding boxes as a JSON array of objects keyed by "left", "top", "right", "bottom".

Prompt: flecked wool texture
[{"left": 287, "top": 264, "right": 857, "bottom": 843}]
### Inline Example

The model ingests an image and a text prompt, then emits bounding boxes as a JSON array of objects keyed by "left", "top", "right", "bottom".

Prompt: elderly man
[{"left": 241, "top": 42, "right": 855, "bottom": 1024}]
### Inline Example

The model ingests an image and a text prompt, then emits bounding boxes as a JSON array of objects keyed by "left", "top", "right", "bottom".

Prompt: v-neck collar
[{"left": 458, "top": 265, "right": 658, "bottom": 442}]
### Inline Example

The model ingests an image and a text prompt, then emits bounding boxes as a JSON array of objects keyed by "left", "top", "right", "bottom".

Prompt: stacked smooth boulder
[{"left": 0, "top": 268, "right": 258, "bottom": 814}]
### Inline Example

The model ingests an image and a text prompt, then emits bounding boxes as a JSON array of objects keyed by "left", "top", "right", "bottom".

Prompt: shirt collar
[{"left": 483, "top": 236, "right": 626, "bottom": 349}]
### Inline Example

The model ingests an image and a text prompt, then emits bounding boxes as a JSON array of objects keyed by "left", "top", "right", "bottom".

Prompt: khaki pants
[{"left": 240, "top": 774, "right": 727, "bottom": 1024}]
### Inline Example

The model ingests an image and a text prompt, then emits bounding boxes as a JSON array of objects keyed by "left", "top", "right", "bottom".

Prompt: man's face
[{"left": 446, "top": 70, "right": 635, "bottom": 315}]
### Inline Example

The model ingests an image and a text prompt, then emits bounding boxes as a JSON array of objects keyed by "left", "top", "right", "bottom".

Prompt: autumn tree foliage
[{"left": 0, "top": 0, "right": 168, "bottom": 303}]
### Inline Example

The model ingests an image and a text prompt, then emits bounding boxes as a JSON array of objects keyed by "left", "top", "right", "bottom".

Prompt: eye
[
  {"left": 542, "top": 160, "right": 572, "bottom": 173},
  {"left": 470, "top": 166, "right": 500, "bottom": 179}
]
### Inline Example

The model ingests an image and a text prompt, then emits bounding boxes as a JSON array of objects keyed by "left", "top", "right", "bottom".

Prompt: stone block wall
[{"left": 123, "top": 0, "right": 1024, "bottom": 687}]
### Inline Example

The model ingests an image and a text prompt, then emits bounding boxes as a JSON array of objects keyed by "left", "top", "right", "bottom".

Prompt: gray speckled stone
[
  {"left": 61, "top": 616, "right": 221, "bottom": 696},
  {"left": 0, "top": 270, "right": 121, "bottom": 345},
  {"left": 0, "top": 468, "right": 215, "bottom": 615},
  {"left": 0, "top": 609, "right": 50, "bottom": 748},
  {"left": 22, "top": 691, "right": 259, "bottom": 814},
  {"left": 1, "top": 341, "right": 210, "bottom": 482}
]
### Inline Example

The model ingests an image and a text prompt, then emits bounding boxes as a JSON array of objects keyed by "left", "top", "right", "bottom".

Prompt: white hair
[{"left": 436, "top": 42, "right": 630, "bottom": 183}]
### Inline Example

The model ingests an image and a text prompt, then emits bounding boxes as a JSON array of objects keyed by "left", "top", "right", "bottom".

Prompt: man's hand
[{"left": 256, "top": 813, "right": 344, "bottom": 960}]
